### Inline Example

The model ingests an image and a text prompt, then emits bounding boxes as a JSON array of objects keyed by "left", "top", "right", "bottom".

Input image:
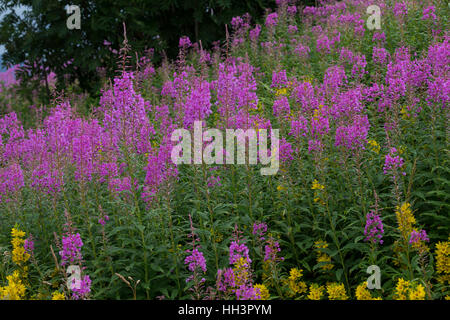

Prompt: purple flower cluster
[
  {"left": 216, "top": 268, "right": 236, "bottom": 292},
  {"left": 364, "top": 211, "right": 384, "bottom": 244},
  {"left": 0, "top": 163, "right": 24, "bottom": 202},
  {"left": 409, "top": 229, "right": 430, "bottom": 245},
  {"left": 59, "top": 233, "right": 83, "bottom": 266},
  {"left": 271, "top": 70, "right": 288, "bottom": 89},
  {"left": 249, "top": 25, "right": 261, "bottom": 41},
  {"left": 179, "top": 36, "right": 192, "bottom": 48},
  {"left": 184, "top": 214, "right": 207, "bottom": 288},
  {"left": 393, "top": 2, "right": 408, "bottom": 18},
  {"left": 252, "top": 222, "right": 267, "bottom": 241},
  {"left": 265, "top": 13, "right": 278, "bottom": 28},
  {"left": 383, "top": 147, "right": 406, "bottom": 178},
  {"left": 235, "top": 285, "right": 261, "bottom": 300},
  {"left": 335, "top": 115, "right": 370, "bottom": 152},
  {"left": 98, "top": 215, "right": 110, "bottom": 226},
  {"left": 273, "top": 96, "right": 290, "bottom": 118},
  {"left": 206, "top": 175, "right": 221, "bottom": 188},
  {"left": 229, "top": 240, "right": 251, "bottom": 265},
  {"left": 71, "top": 275, "right": 92, "bottom": 300},
  {"left": 422, "top": 6, "right": 437, "bottom": 21},
  {"left": 294, "top": 43, "right": 310, "bottom": 59},
  {"left": 264, "top": 237, "right": 284, "bottom": 263},
  {"left": 184, "top": 248, "right": 207, "bottom": 280},
  {"left": 24, "top": 235, "right": 34, "bottom": 255}
]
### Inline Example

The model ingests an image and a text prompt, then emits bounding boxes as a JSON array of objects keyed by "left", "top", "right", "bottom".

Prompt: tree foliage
[{"left": 0, "top": 0, "right": 319, "bottom": 93}]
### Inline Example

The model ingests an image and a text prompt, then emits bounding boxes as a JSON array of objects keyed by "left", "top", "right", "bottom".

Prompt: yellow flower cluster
[
  {"left": 355, "top": 283, "right": 382, "bottom": 300},
  {"left": 233, "top": 257, "right": 250, "bottom": 288},
  {"left": 400, "top": 106, "right": 413, "bottom": 120},
  {"left": 367, "top": 139, "right": 380, "bottom": 154},
  {"left": 0, "top": 227, "right": 30, "bottom": 300},
  {"left": 11, "top": 227, "right": 30, "bottom": 265},
  {"left": 0, "top": 270, "right": 27, "bottom": 300},
  {"left": 312, "top": 104, "right": 325, "bottom": 121},
  {"left": 326, "top": 282, "right": 348, "bottom": 300},
  {"left": 435, "top": 240, "right": 450, "bottom": 284},
  {"left": 311, "top": 180, "right": 326, "bottom": 205},
  {"left": 275, "top": 88, "right": 288, "bottom": 96},
  {"left": 303, "top": 76, "right": 314, "bottom": 84},
  {"left": 307, "top": 283, "right": 324, "bottom": 300},
  {"left": 395, "top": 202, "right": 416, "bottom": 242},
  {"left": 311, "top": 179, "right": 325, "bottom": 190},
  {"left": 394, "top": 278, "right": 426, "bottom": 300},
  {"left": 254, "top": 284, "right": 270, "bottom": 300},
  {"left": 283, "top": 268, "right": 307, "bottom": 297},
  {"left": 314, "top": 240, "right": 334, "bottom": 271},
  {"left": 51, "top": 291, "right": 66, "bottom": 300}
]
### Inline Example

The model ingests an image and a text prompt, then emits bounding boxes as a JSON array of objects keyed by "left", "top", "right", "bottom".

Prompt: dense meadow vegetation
[{"left": 0, "top": 0, "right": 449, "bottom": 300}]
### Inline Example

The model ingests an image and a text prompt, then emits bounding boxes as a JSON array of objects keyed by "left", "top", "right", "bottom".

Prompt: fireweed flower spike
[
  {"left": 383, "top": 147, "right": 405, "bottom": 178},
  {"left": 409, "top": 229, "right": 430, "bottom": 253},
  {"left": 59, "top": 233, "right": 83, "bottom": 266},
  {"left": 252, "top": 222, "right": 267, "bottom": 242},
  {"left": 184, "top": 214, "right": 207, "bottom": 299},
  {"left": 364, "top": 210, "right": 384, "bottom": 244}
]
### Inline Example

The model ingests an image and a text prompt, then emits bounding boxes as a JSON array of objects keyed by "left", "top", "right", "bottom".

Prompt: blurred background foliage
[{"left": 0, "top": 0, "right": 314, "bottom": 96}]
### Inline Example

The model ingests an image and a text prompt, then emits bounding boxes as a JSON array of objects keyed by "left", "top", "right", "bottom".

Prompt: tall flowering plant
[
  {"left": 56, "top": 210, "right": 91, "bottom": 300},
  {"left": 184, "top": 214, "right": 207, "bottom": 299}
]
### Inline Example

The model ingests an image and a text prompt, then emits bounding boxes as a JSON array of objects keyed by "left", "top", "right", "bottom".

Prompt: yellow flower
[
  {"left": 400, "top": 106, "right": 412, "bottom": 120},
  {"left": 11, "top": 227, "right": 30, "bottom": 265},
  {"left": 355, "top": 283, "right": 382, "bottom": 300},
  {"left": 257, "top": 101, "right": 264, "bottom": 113},
  {"left": 395, "top": 203, "right": 416, "bottom": 241},
  {"left": 0, "top": 270, "right": 26, "bottom": 300},
  {"left": 11, "top": 228, "right": 26, "bottom": 238},
  {"left": 289, "top": 268, "right": 303, "bottom": 280},
  {"left": 307, "top": 283, "right": 324, "bottom": 300},
  {"left": 314, "top": 241, "right": 334, "bottom": 271},
  {"left": 254, "top": 284, "right": 270, "bottom": 300},
  {"left": 312, "top": 105, "right": 324, "bottom": 120},
  {"left": 367, "top": 139, "right": 380, "bottom": 154},
  {"left": 275, "top": 88, "right": 288, "bottom": 96},
  {"left": 408, "top": 284, "right": 426, "bottom": 300},
  {"left": 51, "top": 291, "right": 66, "bottom": 300},
  {"left": 303, "top": 76, "right": 314, "bottom": 84},
  {"left": 435, "top": 240, "right": 450, "bottom": 284},
  {"left": 393, "top": 278, "right": 425, "bottom": 300},
  {"left": 394, "top": 278, "right": 410, "bottom": 300},
  {"left": 311, "top": 179, "right": 325, "bottom": 190},
  {"left": 151, "top": 140, "right": 159, "bottom": 149},
  {"left": 277, "top": 185, "right": 285, "bottom": 191},
  {"left": 284, "top": 268, "right": 307, "bottom": 296},
  {"left": 313, "top": 197, "right": 326, "bottom": 205},
  {"left": 311, "top": 180, "right": 326, "bottom": 205},
  {"left": 233, "top": 257, "right": 250, "bottom": 288},
  {"left": 326, "top": 283, "right": 348, "bottom": 300}
]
